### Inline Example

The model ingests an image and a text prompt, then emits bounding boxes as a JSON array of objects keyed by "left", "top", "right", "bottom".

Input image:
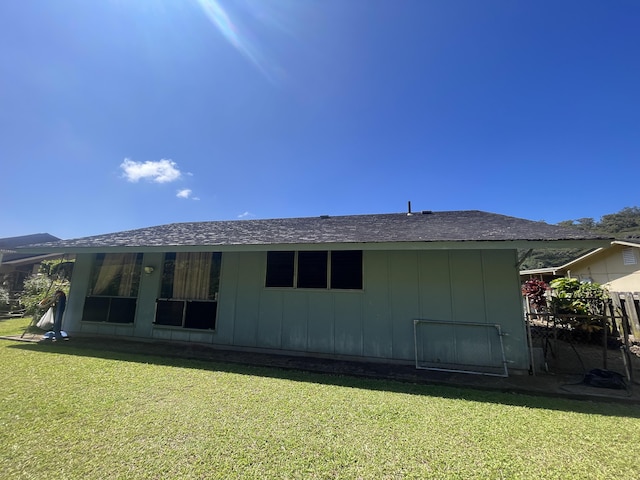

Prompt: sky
[{"left": 1, "top": 0, "right": 639, "bottom": 240}]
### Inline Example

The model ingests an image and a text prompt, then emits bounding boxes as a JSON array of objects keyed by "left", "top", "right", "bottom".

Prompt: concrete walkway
[{"left": 3, "top": 333, "right": 639, "bottom": 404}]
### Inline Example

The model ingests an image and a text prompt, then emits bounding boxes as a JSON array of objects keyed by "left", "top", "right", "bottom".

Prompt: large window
[
  {"left": 265, "top": 250, "right": 362, "bottom": 290},
  {"left": 83, "top": 253, "right": 142, "bottom": 324},
  {"left": 89, "top": 253, "right": 143, "bottom": 297},
  {"left": 155, "top": 252, "right": 222, "bottom": 330},
  {"left": 160, "top": 252, "right": 221, "bottom": 300}
]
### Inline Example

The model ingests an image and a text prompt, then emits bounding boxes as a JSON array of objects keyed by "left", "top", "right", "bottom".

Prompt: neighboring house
[
  {"left": 520, "top": 240, "right": 640, "bottom": 337},
  {"left": 18, "top": 211, "right": 609, "bottom": 375},
  {"left": 520, "top": 240, "right": 640, "bottom": 292},
  {"left": 0, "top": 233, "right": 63, "bottom": 295}
]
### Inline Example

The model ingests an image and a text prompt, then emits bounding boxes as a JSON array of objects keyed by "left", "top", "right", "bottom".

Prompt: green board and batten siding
[{"left": 65, "top": 248, "right": 528, "bottom": 370}]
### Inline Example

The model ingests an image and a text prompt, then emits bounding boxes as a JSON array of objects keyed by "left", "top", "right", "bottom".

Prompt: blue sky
[{"left": 1, "top": 0, "right": 638, "bottom": 239}]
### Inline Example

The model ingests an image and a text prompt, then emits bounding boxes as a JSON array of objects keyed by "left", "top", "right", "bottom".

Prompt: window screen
[
  {"left": 265, "top": 251, "right": 295, "bottom": 287},
  {"left": 331, "top": 250, "right": 363, "bottom": 289},
  {"left": 265, "top": 250, "right": 363, "bottom": 290},
  {"left": 185, "top": 301, "right": 217, "bottom": 329},
  {"left": 297, "top": 251, "right": 328, "bottom": 288},
  {"left": 82, "top": 296, "right": 136, "bottom": 324},
  {"left": 155, "top": 300, "right": 184, "bottom": 326},
  {"left": 155, "top": 299, "right": 217, "bottom": 330}
]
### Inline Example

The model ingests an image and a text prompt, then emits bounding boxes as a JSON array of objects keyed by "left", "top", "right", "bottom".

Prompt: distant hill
[{"left": 519, "top": 207, "right": 640, "bottom": 270}]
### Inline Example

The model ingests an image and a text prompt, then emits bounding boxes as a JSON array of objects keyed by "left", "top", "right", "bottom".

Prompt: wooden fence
[
  {"left": 609, "top": 291, "right": 640, "bottom": 339},
  {"left": 524, "top": 293, "right": 640, "bottom": 379}
]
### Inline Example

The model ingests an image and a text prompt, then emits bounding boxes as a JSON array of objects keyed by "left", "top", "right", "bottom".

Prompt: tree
[
  {"left": 520, "top": 206, "right": 640, "bottom": 269},
  {"left": 18, "top": 259, "right": 72, "bottom": 318},
  {"left": 598, "top": 207, "right": 640, "bottom": 233}
]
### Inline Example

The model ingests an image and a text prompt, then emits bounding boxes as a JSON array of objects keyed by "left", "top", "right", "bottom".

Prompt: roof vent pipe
[{"left": 407, "top": 201, "right": 412, "bottom": 216}]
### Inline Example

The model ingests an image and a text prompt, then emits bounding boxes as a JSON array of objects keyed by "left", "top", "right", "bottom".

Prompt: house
[
  {"left": 17, "top": 211, "right": 609, "bottom": 375},
  {"left": 0, "top": 234, "right": 64, "bottom": 295},
  {"left": 520, "top": 240, "right": 640, "bottom": 338},
  {"left": 521, "top": 240, "right": 640, "bottom": 292}
]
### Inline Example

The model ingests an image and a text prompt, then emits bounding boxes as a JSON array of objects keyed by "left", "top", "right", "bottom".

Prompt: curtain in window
[
  {"left": 172, "top": 252, "right": 212, "bottom": 300},
  {"left": 93, "top": 253, "right": 138, "bottom": 296}
]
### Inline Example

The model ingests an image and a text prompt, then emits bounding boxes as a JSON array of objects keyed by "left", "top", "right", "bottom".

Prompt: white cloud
[
  {"left": 237, "top": 211, "right": 253, "bottom": 218},
  {"left": 120, "top": 158, "right": 182, "bottom": 183},
  {"left": 176, "top": 189, "right": 200, "bottom": 201}
]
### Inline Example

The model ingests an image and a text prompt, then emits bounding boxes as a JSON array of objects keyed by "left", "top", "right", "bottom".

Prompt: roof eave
[
  {"left": 0, "top": 253, "right": 68, "bottom": 266},
  {"left": 520, "top": 267, "right": 561, "bottom": 275},
  {"left": 14, "top": 238, "right": 611, "bottom": 254},
  {"left": 613, "top": 240, "right": 640, "bottom": 249}
]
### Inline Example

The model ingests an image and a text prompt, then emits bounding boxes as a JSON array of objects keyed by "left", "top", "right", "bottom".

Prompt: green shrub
[
  {"left": 549, "top": 278, "right": 608, "bottom": 316},
  {"left": 548, "top": 278, "right": 609, "bottom": 342},
  {"left": 19, "top": 274, "right": 69, "bottom": 318}
]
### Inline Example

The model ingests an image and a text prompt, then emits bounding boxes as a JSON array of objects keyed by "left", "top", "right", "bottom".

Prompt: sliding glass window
[
  {"left": 83, "top": 253, "right": 143, "bottom": 324},
  {"left": 156, "top": 252, "right": 222, "bottom": 330}
]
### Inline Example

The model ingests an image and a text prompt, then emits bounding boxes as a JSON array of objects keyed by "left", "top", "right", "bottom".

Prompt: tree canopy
[{"left": 520, "top": 206, "right": 640, "bottom": 270}]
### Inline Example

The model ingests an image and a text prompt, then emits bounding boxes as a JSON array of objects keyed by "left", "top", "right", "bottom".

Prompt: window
[
  {"left": 265, "top": 251, "right": 295, "bottom": 287},
  {"left": 622, "top": 248, "right": 638, "bottom": 266},
  {"left": 83, "top": 297, "right": 138, "bottom": 324},
  {"left": 89, "top": 253, "right": 143, "bottom": 297},
  {"left": 83, "top": 253, "right": 142, "bottom": 324},
  {"left": 265, "top": 250, "right": 362, "bottom": 290},
  {"left": 161, "top": 252, "right": 221, "bottom": 300},
  {"left": 297, "top": 251, "right": 328, "bottom": 288},
  {"left": 331, "top": 250, "right": 363, "bottom": 290},
  {"left": 155, "top": 252, "right": 222, "bottom": 330},
  {"left": 155, "top": 299, "right": 219, "bottom": 330}
]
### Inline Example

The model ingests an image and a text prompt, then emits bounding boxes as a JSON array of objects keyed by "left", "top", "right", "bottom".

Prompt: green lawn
[
  {"left": 2, "top": 318, "right": 640, "bottom": 479},
  {"left": 0, "top": 316, "right": 35, "bottom": 337}
]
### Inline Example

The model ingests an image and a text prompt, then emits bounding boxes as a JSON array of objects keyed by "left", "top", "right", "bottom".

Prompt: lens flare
[{"left": 195, "top": 0, "right": 285, "bottom": 84}]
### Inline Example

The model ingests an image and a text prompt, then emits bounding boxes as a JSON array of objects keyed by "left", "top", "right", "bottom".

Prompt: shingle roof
[
  {"left": 0, "top": 233, "right": 60, "bottom": 249},
  {"left": 0, "top": 233, "right": 61, "bottom": 260},
  {"left": 18, "top": 211, "right": 610, "bottom": 251}
]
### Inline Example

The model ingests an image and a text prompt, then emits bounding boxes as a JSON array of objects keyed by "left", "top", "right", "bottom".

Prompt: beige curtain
[
  {"left": 172, "top": 252, "right": 212, "bottom": 300},
  {"left": 118, "top": 255, "right": 137, "bottom": 296},
  {"left": 93, "top": 253, "right": 138, "bottom": 296}
]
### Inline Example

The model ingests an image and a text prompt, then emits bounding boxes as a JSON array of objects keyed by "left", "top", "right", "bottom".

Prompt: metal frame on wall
[{"left": 413, "top": 319, "right": 509, "bottom": 377}]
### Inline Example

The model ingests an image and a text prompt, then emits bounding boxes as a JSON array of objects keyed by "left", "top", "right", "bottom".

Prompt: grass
[
  {"left": 2, "top": 319, "right": 640, "bottom": 479},
  {"left": 0, "top": 316, "right": 37, "bottom": 337}
]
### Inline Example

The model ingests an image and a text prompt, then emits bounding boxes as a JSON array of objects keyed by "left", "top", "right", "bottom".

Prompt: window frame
[
  {"left": 160, "top": 252, "right": 222, "bottom": 301},
  {"left": 297, "top": 251, "right": 329, "bottom": 288},
  {"left": 83, "top": 253, "right": 143, "bottom": 324},
  {"left": 154, "top": 299, "right": 218, "bottom": 331},
  {"left": 88, "top": 252, "right": 143, "bottom": 298},
  {"left": 265, "top": 250, "right": 363, "bottom": 291},
  {"left": 154, "top": 251, "right": 222, "bottom": 331},
  {"left": 265, "top": 251, "right": 295, "bottom": 288}
]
